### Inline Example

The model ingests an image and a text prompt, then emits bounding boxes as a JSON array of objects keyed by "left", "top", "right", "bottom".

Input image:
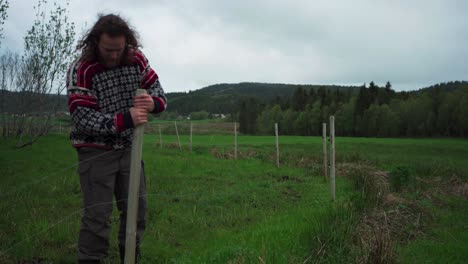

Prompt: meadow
[{"left": 0, "top": 128, "right": 467, "bottom": 263}]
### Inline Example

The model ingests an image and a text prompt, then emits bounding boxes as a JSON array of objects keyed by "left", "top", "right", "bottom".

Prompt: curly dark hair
[{"left": 76, "top": 14, "right": 142, "bottom": 64}]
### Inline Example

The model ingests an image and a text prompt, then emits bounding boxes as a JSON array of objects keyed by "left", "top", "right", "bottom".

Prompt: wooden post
[
  {"left": 190, "top": 121, "right": 193, "bottom": 153},
  {"left": 158, "top": 124, "right": 162, "bottom": 148},
  {"left": 330, "top": 116, "right": 336, "bottom": 201},
  {"left": 174, "top": 121, "right": 181, "bottom": 150},
  {"left": 125, "top": 89, "right": 147, "bottom": 264},
  {"left": 322, "top": 123, "right": 328, "bottom": 182},
  {"left": 234, "top": 122, "right": 238, "bottom": 159},
  {"left": 275, "top": 123, "right": 279, "bottom": 168}
]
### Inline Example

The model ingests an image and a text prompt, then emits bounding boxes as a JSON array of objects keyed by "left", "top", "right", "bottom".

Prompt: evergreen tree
[
  {"left": 355, "top": 84, "right": 371, "bottom": 116},
  {"left": 238, "top": 101, "right": 248, "bottom": 133},
  {"left": 368, "top": 81, "right": 379, "bottom": 103},
  {"left": 385, "top": 81, "right": 392, "bottom": 91},
  {"left": 308, "top": 88, "right": 316, "bottom": 105},
  {"left": 239, "top": 98, "right": 261, "bottom": 133},
  {"left": 292, "top": 86, "right": 307, "bottom": 111}
]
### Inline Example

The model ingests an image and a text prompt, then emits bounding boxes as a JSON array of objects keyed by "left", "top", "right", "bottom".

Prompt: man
[{"left": 67, "top": 14, "right": 167, "bottom": 263}]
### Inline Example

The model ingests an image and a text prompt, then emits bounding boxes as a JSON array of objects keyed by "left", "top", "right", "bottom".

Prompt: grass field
[{"left": 0, "top": 132, "right": 467, "bottom": 263}]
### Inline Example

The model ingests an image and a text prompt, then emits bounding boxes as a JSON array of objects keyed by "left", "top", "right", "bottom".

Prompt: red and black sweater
[{"left": 66, "top": 50, "right": 167, "bottom": 149}]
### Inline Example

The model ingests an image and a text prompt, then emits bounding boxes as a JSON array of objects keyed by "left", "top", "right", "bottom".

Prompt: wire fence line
[
  {"left": 0, "top": 122, "right": 302, "bottom": 204},
  {"left": 0, "top": 141, "right": 320, "bottom": 256},
  {"left": 0, "top": 149, "right": 115, "bottom": 199},
  {"left": 1, "top": 175, "right": 319, "bottom": 255},
  {"left": 1, "top": 121, "right": 330, "bottom": 259},
  {"left": 0, "top": 121, "right": 284, "bottom": 199},
  {"left": 0, "top": 191, "right": 205, "bottom": 255},
  {"left": 2, "top": 119, "right": 325, "bottom": 205},
  {"left": 0, "top": 142, "right": 257, "bottom": 200},
  {"left": 52, "top": 122, "right": 238, "bottom": 136}
]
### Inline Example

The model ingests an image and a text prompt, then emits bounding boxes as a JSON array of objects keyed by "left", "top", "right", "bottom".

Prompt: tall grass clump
[
  {"left": 389, "top": 166, "right": 413, "bottom": 192},
  {"left": 348, "top": 166, "right": 386, "bottom": 210},
  {"left": 304, "top": 204, "right": 361, "bottom": 263}
]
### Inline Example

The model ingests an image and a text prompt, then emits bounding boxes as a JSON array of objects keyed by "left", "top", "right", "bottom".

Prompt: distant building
[{"left": 212, "top": 114, "right": 226, "bottom": 119}]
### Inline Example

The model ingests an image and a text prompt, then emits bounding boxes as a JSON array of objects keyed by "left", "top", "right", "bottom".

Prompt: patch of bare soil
[
  {"left": 210, "top": 148, "right": 233, "bottom": 159},
  {"left": 415, "top": 175, "right": 468, "bottom": 204},
  {"left": 276, "top": 175, "right": 303, "bottom": 183},
  {"left": 292, "top": 156, "right": 320, "bottom": 167},
  {"left": 166, "top": 143, "right": 181, "bottom": 149},
  {"left": 447, "top": 176, "right": 468, "bottom": 200},
  {"left": 210, "top": 148, "right": 257, "bottom": 159}
]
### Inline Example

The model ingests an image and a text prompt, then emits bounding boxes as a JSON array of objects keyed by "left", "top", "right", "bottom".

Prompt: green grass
[
  {"left": 154, "top": 134, "right": 468, "bottom": 177},
  {"left": 0, "top": 134, "right": 467, "bottom": 263},
  {"left": 141, "top": 144, "right": 353, "bottom": 263},
  {"left": 0, "top": 135, "right": 352, "bottom": 263},
  {"left": 397, "top": 193, "right": 468, "bottom": 263}
]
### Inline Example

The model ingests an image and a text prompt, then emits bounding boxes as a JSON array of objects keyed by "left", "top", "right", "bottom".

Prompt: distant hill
[
  {"left": 0, "top": 90, "right": 68, "bottom": 114},
  {"left": 1, "top": 81, "right": 466, "bottom": 116},
  {"left": 167, "top": 82, "right": 360, "bottom": 115}
]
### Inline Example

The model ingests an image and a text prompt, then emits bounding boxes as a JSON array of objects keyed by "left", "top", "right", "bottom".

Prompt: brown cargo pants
[{"left": 76, "top": 147, "right": 146, "bottom": 261}]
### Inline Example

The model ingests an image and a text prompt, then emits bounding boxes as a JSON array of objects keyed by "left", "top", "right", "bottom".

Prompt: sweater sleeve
[
  {"left": 66, "top": 60, "right": 134, "bottom": 136},
  {"left": 134, "top": 50, "right": 168, "bottom": 113}
]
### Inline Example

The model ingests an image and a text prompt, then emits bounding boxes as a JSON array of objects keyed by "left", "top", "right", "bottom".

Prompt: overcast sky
[{"left": 3, "top": 0, "right": 467, "bottom": 93}]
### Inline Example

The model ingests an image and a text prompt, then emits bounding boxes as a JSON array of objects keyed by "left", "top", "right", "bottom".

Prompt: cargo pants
[{"left": 76, "top": 147, "right": 146, "bottom": 261}]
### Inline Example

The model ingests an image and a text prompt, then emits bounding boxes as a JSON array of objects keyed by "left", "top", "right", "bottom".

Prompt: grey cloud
[{"left": 2, "top": 0, "right": 467, "bottom": 92}]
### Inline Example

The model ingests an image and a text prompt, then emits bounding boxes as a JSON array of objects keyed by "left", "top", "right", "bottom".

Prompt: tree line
[{"left": 239, "top": 81, "right": 468, "bottom": 138}]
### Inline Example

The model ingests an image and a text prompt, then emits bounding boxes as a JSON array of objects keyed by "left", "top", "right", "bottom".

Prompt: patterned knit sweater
[{"left": 66, "top": 50, "right": 167, "bottom": 149}]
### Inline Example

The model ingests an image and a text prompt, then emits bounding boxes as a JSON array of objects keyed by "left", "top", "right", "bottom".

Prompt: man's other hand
[{"left": 133, "top": 94, "right": 155, "bottom": 112}]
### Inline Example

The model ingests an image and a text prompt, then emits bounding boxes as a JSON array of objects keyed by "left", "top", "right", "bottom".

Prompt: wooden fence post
[
  {"left": 125, "top": 89, "right": 147, "bottom": 264},
  {"left": 275, "top": 123, "right": 279, "bottom": 168},
  {"left": 322, "top": 123, "right": 328, "bottom": 182},
  {"left": 158, "top": 124, "right": 162, "bottom": 148},
  {"left": 174, "top": 121, "right": 181, "bottom": 150},
  {"left": 330, "top": 116, "right": 336, "bottom": 201},
  {"left": 234, "top": 122, "right": 238, "bottom": 159},
  {"left": 190, "top": 121, "right": 193, "bottom": 153}
]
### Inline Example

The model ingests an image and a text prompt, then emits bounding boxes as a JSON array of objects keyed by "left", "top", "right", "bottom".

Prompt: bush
[
  {"left": 389, "top": 166, "right": 412, "bottom": 192},
  {"left": 190, "top": 111, "right": 209, "bottom": 120}
]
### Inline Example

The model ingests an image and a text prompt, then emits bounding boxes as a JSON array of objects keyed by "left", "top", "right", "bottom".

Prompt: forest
[{"left": 238, "top": 81, "right": 468, "bottom": 137}]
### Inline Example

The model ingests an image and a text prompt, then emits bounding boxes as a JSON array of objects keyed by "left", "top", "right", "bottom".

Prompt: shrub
[{"left": 389, "top": 166, "right": 412, "bottom": 192}]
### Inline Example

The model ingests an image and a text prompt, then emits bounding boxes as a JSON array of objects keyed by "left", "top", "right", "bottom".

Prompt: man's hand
[
  {"left": 133, "top": 94, "right": 155, "bottom": 112},
  {"left": 129, "top": 107, "right": 148, "bottom": 126}
]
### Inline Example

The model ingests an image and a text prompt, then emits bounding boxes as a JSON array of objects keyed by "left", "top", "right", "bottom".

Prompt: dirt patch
[
  {"left": 384, "top": 193, "right": 411, "bottom": 206},
  {"left": 447, "top": 176, "right": 468, "bottom": 200},
  {"left": 281, "top": 186, "right": 302, "bottom": 201},
  {"left": 415, "top": 175, "right": 468, "bottom": 202},
  {"left": 276, "top": 175, "right": 303, "bottom": 183},
  {"left": 210, "top": 148, "right": 234, "bottom": 159},
  {"left": 294, "top": 156, "right": 320, "bottom": 167},
  {"left": 166, "top": 143, "right": 182, "bottom": 149},
  {"left": 210, "top": 148, "right": 258, "bottom": 160},
  {"left": 337, "top": 163, "right": 388, "bottom": 179},
  {"left": 240, "top": 150, "right": 258, "bottom": 158}
]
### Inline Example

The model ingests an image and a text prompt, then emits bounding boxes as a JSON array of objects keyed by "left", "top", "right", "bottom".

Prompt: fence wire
[{"left": 0, "top": 122, "right": 331, "bottom": 261}]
